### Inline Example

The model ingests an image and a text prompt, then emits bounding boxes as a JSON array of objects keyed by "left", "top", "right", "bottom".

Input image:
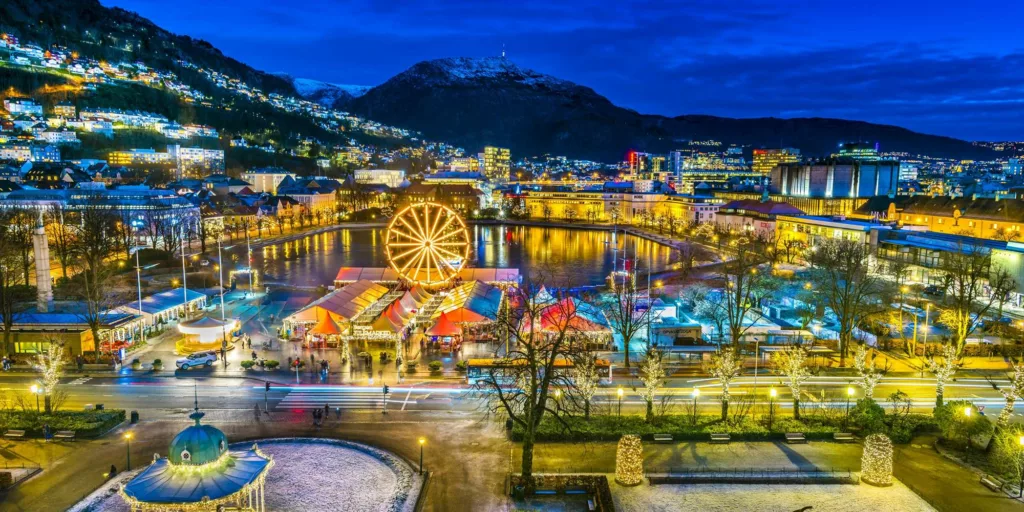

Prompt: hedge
[
  {"left": 512, "top": 412, "right": 940, "bottom": 443},
  {"left": 0, "top": 410, "right": 126, "bottom": 438}
]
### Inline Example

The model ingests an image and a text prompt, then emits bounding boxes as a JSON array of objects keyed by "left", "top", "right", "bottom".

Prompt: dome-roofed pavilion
[{"left": 120, "top": 391, "right": 273, "bottom": 511}]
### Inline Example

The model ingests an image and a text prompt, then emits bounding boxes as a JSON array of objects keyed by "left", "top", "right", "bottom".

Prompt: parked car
[
  {"left": 176, "top": 351, "right": 218, "bottom": 370},
  {"left": 923, "top": 284, "right": 944, "bottom": 296}
]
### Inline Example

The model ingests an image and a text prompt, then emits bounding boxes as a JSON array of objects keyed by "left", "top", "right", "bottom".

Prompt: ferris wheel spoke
[
  {"left": 400, "top": 248, "right": 428, "bottom": 275},
  {"left": 432, "top": 215, "right": 457, "bottom": 240},
  {"left": 427, "top": 204, "right": 444, "bottom": 240},
  {"left": 398, "top": 217, "right": 427, "bottom": 243},
  {"left": 409, "top": 206, "right": 430, "bottom": 243},
  {"left": 432, "top": 228, "right": 466, "bottom": 244},
  {"left": 431, "top": 248, "right": 458, "bottom": 275},
  {"left": 432, "top": 245, "right": 464, "bottom": 261},
  {"left": 389, "top": 245, "right": 422, "bottom": 263}
]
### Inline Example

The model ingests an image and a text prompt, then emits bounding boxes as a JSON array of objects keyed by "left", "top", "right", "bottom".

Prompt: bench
[
  {"left": 3, "top": 429, "right": 25, "bottom": 439},
  {"left": 653, "top": 434, "right": 673, "bottom": 444},
  {"left": 710, "top": 433, "right": 731, "bottom": 444},
  {"left": 980, "top": 474, "right": 1003, "bottom": 492},
  {"left": 785, "top": 433, "right": 807, "bottom": 444},
  {"left": 54, "top": 430, "right": 76, "bottom": 441},
  {"left": 833, "top": 432, "right": 855, "bottom": 443}
]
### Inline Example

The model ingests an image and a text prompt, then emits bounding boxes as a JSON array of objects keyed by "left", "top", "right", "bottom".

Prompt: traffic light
[
  {"left": 265, "top": 382, "right": 271, "bottom": 393},
  {"left": 383, "top": 384, "right": 390, "bottom": 395}
]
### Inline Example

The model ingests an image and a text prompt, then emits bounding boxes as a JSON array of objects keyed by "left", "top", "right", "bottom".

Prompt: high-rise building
[
  {"left": 835, "top": 142, "right": 880, "bottom": 161},
  {"left": 752, "top": 148, "right": 801, "bottom": 174},
  {"left": 771, "top": 160, "right": 899, "bottom": 198},
  {"left": 480, "top": 146, "right": 511, "bottom": 182},
  {"left": 1005, "top": 158, "right": 1022, "bottom": 176}
]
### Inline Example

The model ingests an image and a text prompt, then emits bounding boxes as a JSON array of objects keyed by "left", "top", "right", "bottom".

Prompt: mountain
[
  {"left": 273, "top": 73, "right": 371, "bottom": 109},
  {"left": 348, "top": 57, "right": 995, "bottom": 161},
  {"left": 0, "top": 0, "right": 295, "bottom": 95}
]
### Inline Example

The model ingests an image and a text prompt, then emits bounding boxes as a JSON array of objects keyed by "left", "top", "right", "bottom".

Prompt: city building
[
  {"left": 1006, "top": 158, "right": 1022, "bottom": 176},
  {"left": 52, "top": 101, "right": 76, "bottom": 118},
  {"left": 480, "top": 146, "right": 511, "bottom": 182},
  {"left": 3, "top": 97, "right": 43, "bottom": 115},
  {"left": 775, "top": 215, "right": 892, "bottom": 248},
  {"left": 276, "top": 176, "right": 342, "bottom": 215},
  {"left": 714, "top": 199, "right": 805, "bottom": 237},
  {"left": 770, "top": 160, "right": 899, "bottom": 198},
  {"left": 354, "top": 169, "right": 406, "bottom": 188},
  {"left": 240, "top": 167, "right": 297, "bottom": 195},
  {"left": 402, "top": 183, "right": 485, "bottom": 214},
  {"left": 752, "top": 148, "right": 801, "bottom": 174},
  {"left": 887, "top": 195, "right": 1024, "bottom": 240},
  {"left": 108, "top": 146, "right": 224, "bottom": 178},
  {"left": 448, "top": 156, "right": 479, "bottom": 172}
]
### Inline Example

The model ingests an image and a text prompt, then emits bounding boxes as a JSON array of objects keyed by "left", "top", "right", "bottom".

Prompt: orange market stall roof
[
  {"left": 309, "top": 312, "right": 343, "bottom": 336},
  {"left": 286, "top": 280, "right": 389, "bottom": 324},
  {"left": 434, "top": 281, "right": 502, "bottom": 323},
  {"left": 426, "top": 312, "right": 461, "bottom": 337},
  {"left": 399, "top": 287, "right": 431, "bottom": 312},
  {"left": 371, "top": 300, "right": 414, "bottom": 334},
  {"left": 335, "top": 267, "right": 519, "bottom": 285}
]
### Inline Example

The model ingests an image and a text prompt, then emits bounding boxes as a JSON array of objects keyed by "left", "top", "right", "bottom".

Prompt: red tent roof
[
  {"left": 309, "top": 311, "right": 343, "bottom": 336},
  {"left": 426, "top": 312, "right": 461, "bottom": 337}
]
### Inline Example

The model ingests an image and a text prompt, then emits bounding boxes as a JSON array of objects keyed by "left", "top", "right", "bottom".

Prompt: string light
[
  {"left": 861, "top": 433, "right": 893, "bottom": 486},
  {"left": 615, "top": 435, "right": 644, "bottom": 486}
]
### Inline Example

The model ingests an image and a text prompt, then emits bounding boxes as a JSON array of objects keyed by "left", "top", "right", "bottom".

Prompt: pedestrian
[
  {"left": 254, "top": 404, "right": 261, "bottom": 422},
  {"left": 311, "top": 409, "right": 318, "bottom": 426},
  {"left": 310, "top": 354, "right": 315, "bottom": 368},
  {"left": 109, "top": 464, "right": 117, "bottom": 478},
  {"left": 251, "top": 350, "right": 257, "bottom": 361},
  {"left": 335, "top": 406, "right": 341, "bottom": 419},
  {"left": 324, "top": 403, "right": 330, "bottom": 419},
  {"left": 288, "top": 356, "right": 293, "bottom": 368}
]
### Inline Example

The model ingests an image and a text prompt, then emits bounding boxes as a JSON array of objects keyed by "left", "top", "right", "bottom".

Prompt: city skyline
[{"left": 104, "top": 0, "right": 1024, "bottom": 142}]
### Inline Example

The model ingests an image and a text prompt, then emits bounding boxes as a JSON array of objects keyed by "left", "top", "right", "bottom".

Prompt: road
[{"left": 0, "top": 372, "right": 1014, "bottom": 417}]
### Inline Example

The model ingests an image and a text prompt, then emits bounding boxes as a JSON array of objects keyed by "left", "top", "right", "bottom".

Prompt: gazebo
[
  {"left": 120, "top": 402, "right": 273, "bottom": 511},
  {"left": 175, "top": 316, "right": 237, "bottom": 355}
]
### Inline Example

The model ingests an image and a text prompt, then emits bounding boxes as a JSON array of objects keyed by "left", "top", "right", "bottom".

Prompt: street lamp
[
  {"left": 617, "top": 387, "right": 624, "bottom": 418},
  {"left": 124, "top": 431, "right": 133, "bottom": 470},
  {"left": 963, "top": 406, "right": 973, "bottom": 457},
  {"left": 768, "top": 387, "right": 777, "bottom": 431},
  {"left": 691, "top": 388, "right": 700, "bottom": 425},
  {"left": 29, "top": 384, "right": 39, "bottom": 413},
  {"left": 418, "top": 437, "right": 426, "bottom": 475}
]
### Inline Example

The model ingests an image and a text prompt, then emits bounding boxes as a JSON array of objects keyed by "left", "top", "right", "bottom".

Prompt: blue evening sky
[{"left": 103, "top": 0, "right": 1024, "bottom": 141}]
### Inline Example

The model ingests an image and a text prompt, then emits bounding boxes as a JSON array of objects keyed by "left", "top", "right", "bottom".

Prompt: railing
[{"left": 646, "top": 466, "right": 858, "bottom": 485}]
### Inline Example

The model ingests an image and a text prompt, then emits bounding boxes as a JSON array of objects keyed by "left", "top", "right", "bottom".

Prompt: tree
[
  {"left": 853, "top": 344, "right": 886, "bottom": 399},
  {"left": 70, "top": 205, "right": 125, "bottom": 356},
  {"left": 807, "top": 238, "right": 889, "bottom": 366},
  {"left": 6, "top": 210, "right": 35, "bottom": 285},
  {"left": 0, "top": 224, "right": 32, "bottom": 355},
  {"left": 46, "top": 205, "right": 76, "bottom": 280},
  {"left": 772, "top": 345, "right": 810, "bottom": 420},
  {"left": 706, "top": 349, "right": 742, "bottom": 420},
  {"left": 572, "top": 352, "right": 600, "bottom": 420},
  {"left": 541, "top": 204, "right": 553, "bottom": 223},
  {"left": 717, "top": 236, "right": 779, "bottom": 351},
  {"left": 674, "top": 243, "right": 716, "bottom": 281},
  {"left": 475, "top": 279, "right": 589, "bottom": 485},
  {"left": 604, "top": 271, "right": 652, "bottom": 368},
  {"left": 999, "top": 363, "right": 1024, "bottom": 428},
  {"left": 638, "top": 348, "right": 665, "bottom": 422},
  {"left": 36, "top": 339, "right": 66, "bottom": 414},
  {"left": 928, "top": 344, "right": 962, "bottom": 407},
  {"left": 937, "top": 242, "right": 1016, "bottom": 356},
  {"left": 934, "top": 399, "right": 993, "bottom": 451},
  {"left": 564, "top": 208, "right": 578, "bottom": 223}
]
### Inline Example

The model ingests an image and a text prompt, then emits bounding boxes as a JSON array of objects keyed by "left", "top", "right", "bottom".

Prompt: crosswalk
[
  {"left": 275, "top": 388, "right": 416, "bottom": 411},
  {"left": 68, "top": 377, "right": 92, "bottom": 386}
]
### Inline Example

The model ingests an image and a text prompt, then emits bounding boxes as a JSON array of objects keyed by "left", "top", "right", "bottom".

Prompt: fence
[
  {"left": 646, "top": 466, "right": 858, "bottom": 485},
  {"left": 1, "top": 459, "right": 42, "bottom": 490}
]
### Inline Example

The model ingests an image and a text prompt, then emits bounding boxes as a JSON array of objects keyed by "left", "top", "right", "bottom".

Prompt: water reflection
[{"left": 247, "top": 226, "right": 673, "bottom": 287}]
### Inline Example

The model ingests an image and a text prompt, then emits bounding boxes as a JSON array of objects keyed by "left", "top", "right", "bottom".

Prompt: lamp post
[
  {"left": 691, "top": 388, "right": 700, "bottom": 425},
  {"left": 133, "top": 223, "right": 145, "bottom": 343},
  {"left": 124, "top": 431, "right": 133, "bottom": 470},
  {"left": 29, "top": 384, "right": 39, "bottom": 413},
  {"left": 418, "top": 437, "right": 425, "bottom": 475},
  {"left": 617, "top": 386, "right": 623, "bottom": 418},
  {"left": 768, "top": 387, "right": 777, "bottom": 431},
  {"left": 963, "top": 406, "right": 973, "bottom": 457},
  {"left": 845, "top": 386, "right": 855, "bottom": 430}
]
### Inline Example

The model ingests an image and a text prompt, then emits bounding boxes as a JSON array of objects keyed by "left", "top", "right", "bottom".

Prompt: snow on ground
[
  {"left": 612, "top": 478, "right": 935, "bottom": 512},
  {"left": 71, "top": 438, "right": 421, "bottom": 512}
]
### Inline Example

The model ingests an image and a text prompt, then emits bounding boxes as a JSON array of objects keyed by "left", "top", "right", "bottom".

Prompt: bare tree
[
  {"left": 572, "top": 352, "right": 600, "bottom": 420},
  {"left": 604, "top": 269, "right": 652, "bottom": 368},
  {"left": 47, "top": 204, "right": 76, "bottom": 279},
  {"left": 70, "top": 205, "right": 126, "bottom": 356},
  {"left": 807, "top": 238, "right": 889, "bottom": 366},
  {"left": 772, "top": 345, "right": 811, "bottom": 420},
  {"left": 937, "top": 242, "right": 1016, "bottom": 355},
  {"left": 998, "top": 363, "right": 1024, "bottom": 428},
  {"left": 706, "top": 349, "right": 743, "bottom": 420},
  {"left": 853, "top": 344, "right": 887, "bottom": 399},
  {"left": 475, "top": 279, "right": 589, "bottom": 485},
  {"left": 717, "top": 236, "right": 779, "bottom": 351},
  {"left": 0, "top": 222, "right": 32, "bottom": 355},
  {"left": 638, "top": 348, "right": 666, "bottom": 422}
]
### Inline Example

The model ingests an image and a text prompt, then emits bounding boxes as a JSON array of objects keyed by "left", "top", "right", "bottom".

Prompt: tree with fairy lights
[
  {"left": 861, "top": 434, "right": 893, "bottom": 486},
  {"left": 853, "top": 344, "right": 887, "bottom": 399},
  {"left": 36, "top": 338, "right": 66, "bottom": 413},
  {"left": 572, "top": 352, "right": 600, "bottom": 420},
  {"left": 999, "top": 364, "right": 1024, "bottom": 428},
  {"left": 706, "top": 349, "right": 742, "bottom": 421},
  {"left": 928, "top": 344, "right": 962, "bottom": 407},
  {"left": 639, "top": 348, "right": 665, "bottom": 423},
  {"left": 615, "top": 435, "right": 644, "bottom": 486},
  {"left": 771, "top": 345, "right": 810, "bottom": 420}
]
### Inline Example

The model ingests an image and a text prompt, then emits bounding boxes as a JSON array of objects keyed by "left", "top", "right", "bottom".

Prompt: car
[
  {"left": 176, "top": 351, "right": 218, "bottom": 370},
  {"left": 923, "top": 285, "right": 944, "bottom": 296}
]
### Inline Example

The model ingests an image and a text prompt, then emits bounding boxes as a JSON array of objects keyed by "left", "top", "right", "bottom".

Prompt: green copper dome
[{"left": 167, "top": 408, "right": 228, "bottom": 465}]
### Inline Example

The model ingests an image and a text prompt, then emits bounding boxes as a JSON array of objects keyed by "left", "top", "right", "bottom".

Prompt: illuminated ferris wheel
[{"left": 384, "top": 202, "right": 469, "bottom": 287}]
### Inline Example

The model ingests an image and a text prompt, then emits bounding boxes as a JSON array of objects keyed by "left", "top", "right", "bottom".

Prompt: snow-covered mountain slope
[{"left": 273, "top": 73, "right": 371, "bottom": 109}]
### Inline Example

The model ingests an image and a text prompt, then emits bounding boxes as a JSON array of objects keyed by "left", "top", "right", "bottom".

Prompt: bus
[{"left": 465, "top": 357, "right": 611, "bottom": 386}]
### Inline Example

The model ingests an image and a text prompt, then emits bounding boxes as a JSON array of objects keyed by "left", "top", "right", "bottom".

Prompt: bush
[
  {"left": 850, "top": 398, "right": 887, "bottom": 435},
  {"left": 406, "top": 361, "right": 418, "bottom": 371},
  {"left": 455, "top": 360, "right": 468, "bottom": 372},
  {"left": 152, "top": 359, "right": 163, "bottom": 370},
  {"left": 428, "top": 360, "right": 443, "bottom": 372},
  {"left": 513, "top": 414, "right": 841, "bottom": 442},
  {"left": 934, "top": 400, "right": 993, "bottom": 449},
  {"left": 264, "top": 360, "right": 280, "bottom": 369},
  {"left": 240, "top": 360, "right": 256, "bottom": 370},
  {"left": 0, "top": 410, "right": 126, "bottom": 438}
]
